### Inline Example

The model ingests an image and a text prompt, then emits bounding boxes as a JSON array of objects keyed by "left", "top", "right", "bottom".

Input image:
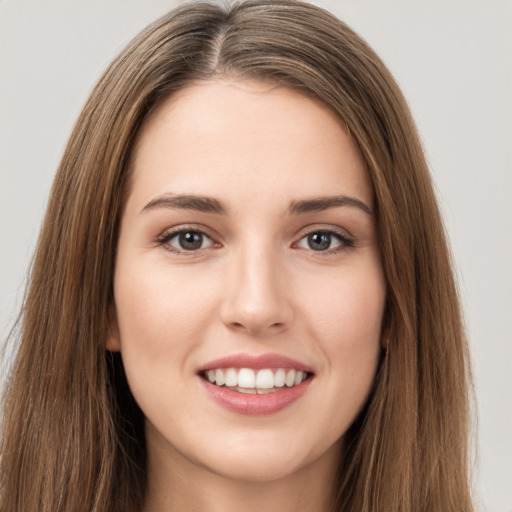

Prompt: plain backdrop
[{"left": 1, "top": 1, "right": 511, "bottom": 511}]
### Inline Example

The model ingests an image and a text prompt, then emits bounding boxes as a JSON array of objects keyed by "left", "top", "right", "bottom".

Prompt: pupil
[
  {"left": 308, "top": 232, "right": 331, "bottom": 251},
  {"left": 179, "top": 231, "right": 202, "bottom": 250}
]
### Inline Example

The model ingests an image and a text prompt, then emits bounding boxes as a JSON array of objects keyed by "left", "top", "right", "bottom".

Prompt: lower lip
[{"left": 199, "top": 377, "right": 312, "bottom": 415}]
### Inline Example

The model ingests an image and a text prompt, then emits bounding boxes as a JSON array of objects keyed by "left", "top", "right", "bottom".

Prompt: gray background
[{"left": 1, "top": 1, "right": 511, "bottom": 510}]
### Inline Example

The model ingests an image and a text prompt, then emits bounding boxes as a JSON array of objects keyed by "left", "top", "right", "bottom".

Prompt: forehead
[{"left": 126, "top": 79, "right": 371, "bottom": 212}]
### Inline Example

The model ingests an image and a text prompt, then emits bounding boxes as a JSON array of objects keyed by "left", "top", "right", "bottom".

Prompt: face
[{"left": 109, "top": 80, "right": 386, "bottom": 484}]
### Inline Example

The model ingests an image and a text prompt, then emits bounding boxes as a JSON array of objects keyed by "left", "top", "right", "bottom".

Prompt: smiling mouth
[{"left": 200, "top": 367, "right": 312, "bottom": 394}]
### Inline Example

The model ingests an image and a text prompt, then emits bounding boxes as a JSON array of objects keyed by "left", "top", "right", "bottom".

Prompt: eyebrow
[
  {"left": 288, "top": 195, "right": 373, "bottom": 216},
  {"left": 141, "top": 194, "right": 228, "bottom": 215},
  {"left": 140, "top": 193, "right": 373, "bottom": 216}
]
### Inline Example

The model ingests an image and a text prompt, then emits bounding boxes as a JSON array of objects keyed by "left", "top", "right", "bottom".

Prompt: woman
[{"left": 0, "top": 1, "right": 474, "bottom": 511}]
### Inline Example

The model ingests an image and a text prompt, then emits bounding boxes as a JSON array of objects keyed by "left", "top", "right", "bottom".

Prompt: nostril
[{"left": 228, "top": 320, "right": 286, "bottom": 334}]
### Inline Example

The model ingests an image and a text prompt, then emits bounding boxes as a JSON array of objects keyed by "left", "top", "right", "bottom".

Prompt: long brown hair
[{"left": 0, "top": 1, "right": 474, "bottom": 510}]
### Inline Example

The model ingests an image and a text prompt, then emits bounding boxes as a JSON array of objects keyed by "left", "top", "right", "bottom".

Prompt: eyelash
[{"left": 156, "top": 226, "right": 355, "bottom": 255}]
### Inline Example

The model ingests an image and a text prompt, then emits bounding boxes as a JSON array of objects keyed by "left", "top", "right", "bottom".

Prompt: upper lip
[{"left": 197, "top": 353, "right": 314, "bottom": 373}]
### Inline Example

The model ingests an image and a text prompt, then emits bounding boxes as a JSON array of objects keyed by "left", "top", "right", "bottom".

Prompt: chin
[
  {"left": 204, "top": 452, "right": 310, "bottom": 483},
  {"left": 191, "top": 432, "right": 341, "bottom": 484}
]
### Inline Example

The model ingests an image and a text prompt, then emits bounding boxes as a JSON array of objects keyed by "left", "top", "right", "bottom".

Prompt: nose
[{"left": 219, "top": 243, "right": 293, "bottom": 336}]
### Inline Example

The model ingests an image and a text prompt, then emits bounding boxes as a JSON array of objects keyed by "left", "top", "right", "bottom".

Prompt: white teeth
[
  {"left": 274, "top": 368, "right": 286, "bottom": 387},
  {"left": 204, "top": 367, "right": 309, "bottom": 390},
  {"left": 215, "top": 369, "right": 225, "bottom": 386},
  {"left": 285, "top": 369, "right": 296, "bottom": 387},
  {"left": 224, "top": 368, "right": 238, "bottom": 387},
  {"left": 237, "top": 368, "right": 256, "bottom": 388},
  {"left": 237, "top": 387, "right": 257, "bottom": 394},
  {"left": 255, "top": 369, "right": 274, "bottom": 389}
]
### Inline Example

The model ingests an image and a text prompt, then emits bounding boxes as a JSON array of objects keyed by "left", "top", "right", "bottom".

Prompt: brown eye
[
  {"left": 161, "top": 230, "right": 214, "bottom": 252},
  {"left": 178, "top": 231, "right": 204, "bottom": 250},
  {"left": 307, "top": 232, "right": 333, "bottom": 251},
  {"left": 296, "top": 230, "right": 354, "bottom": 253}
]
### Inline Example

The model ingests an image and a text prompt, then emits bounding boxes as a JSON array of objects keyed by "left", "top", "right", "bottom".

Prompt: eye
[
  {"left": 158, "top": 229, "right": 215, "bottom": 252},
  {"left": 296, "top": 230, "right": 354, "bottom": 252}
]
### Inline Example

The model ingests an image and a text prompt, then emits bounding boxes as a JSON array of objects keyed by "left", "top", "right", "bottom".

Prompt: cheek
[
  {"left": 112, "top": 260, "right": 223, "bottom": 427},
  {"left": 301, "top": 263, "right": 386, "bottom": 400},
  {"left": 112, "top": 259, "right": 220, "bottom": 386},
  {"left": 115, "top": 259, "right": 215, "bottom": 337},
  {"left": 304, "top": 265, "right": 386, "bottom": 346}
]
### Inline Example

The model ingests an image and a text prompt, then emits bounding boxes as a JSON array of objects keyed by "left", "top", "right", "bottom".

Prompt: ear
[
  {"left": 381, "top": 334, "right": 389, "bottom": 351},
  {"left": 380, "top": 308, "right": 391, "bottom": 351},
  {"left": 380, "top": 297, "right": 393, "bottom": 352},
  {"left": 106, "top": 304, "right": 121, "bottom": 352}
]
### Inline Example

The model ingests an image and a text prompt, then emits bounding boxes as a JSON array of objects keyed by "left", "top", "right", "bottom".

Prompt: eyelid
[{"left": 297, "top": 223, "right": 353, "bottom": 238}]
